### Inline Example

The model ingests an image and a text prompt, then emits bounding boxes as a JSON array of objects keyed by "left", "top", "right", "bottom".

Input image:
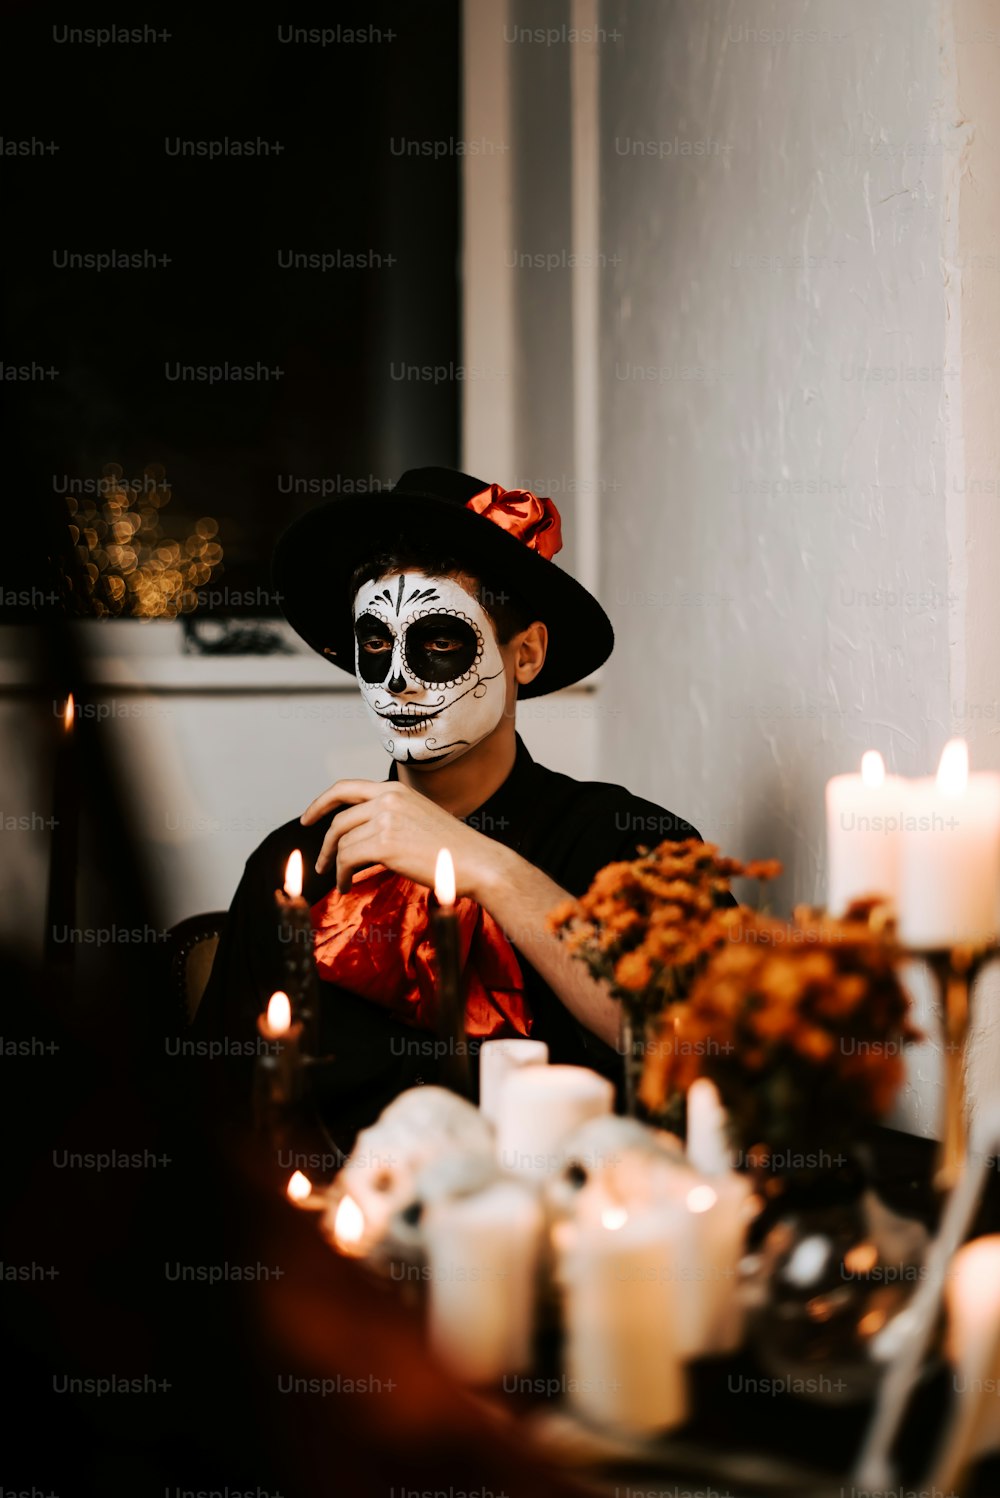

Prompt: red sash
[{"left": 310, "top": 864, "right": 531, "bottom": 1038}]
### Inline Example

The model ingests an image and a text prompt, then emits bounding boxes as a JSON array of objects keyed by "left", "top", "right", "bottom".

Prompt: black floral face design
[{"left": 352, "top": 571, "right": 507, "bottom": 764}]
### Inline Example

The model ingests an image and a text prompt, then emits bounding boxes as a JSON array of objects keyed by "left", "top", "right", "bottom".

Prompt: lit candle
[
  {"left": 276, "top": 850, "right": 319, "bottom": 1051},
  {"left": 254, "top": 989, "right": 304, "bottom": 1120},
  {"left": 496, "top": 1065, "right": 614, "bottom": 1179},
  {"left": 479, "top": 1037, "right": 549, "bottom": 1126},
  {"left": 331, "top": 1193, "right": 367, "bottom": 1256},
  {"left": 286, "top": 1170, "right": 327, "bottom": 1212},
  {"left": 677, "top": 1175, "right": 754, "bottom": 1357},
  {"left": 825, "top": 750, "right": 906, "bottom": 916},
  {"left": 44, "top": 693, "right": 79, "bottom": 964},
  {"left": 423, "top": 1179, "right": 544, "bottom": 1384},
  {"left": 430, "top": 848, "right": 470, "bottom": 1097},
  {"left": 562, "top": 1205, "right": 688, "bottom": 1435},
  {"left": 898, "top": 740, "right": 1000, "bottom": 949}
]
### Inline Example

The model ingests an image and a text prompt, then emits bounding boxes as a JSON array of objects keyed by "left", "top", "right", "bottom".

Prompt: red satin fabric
[
  {"left": 310, "top": 864, "right": 532, "bottom": 1038},
  {"left": 465, "top": 483, "right": 563, "bottom": 561}
]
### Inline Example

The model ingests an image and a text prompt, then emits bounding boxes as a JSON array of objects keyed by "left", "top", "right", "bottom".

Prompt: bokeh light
[{"left": 61, "top": 462, "right": 224, "bottom": 619}]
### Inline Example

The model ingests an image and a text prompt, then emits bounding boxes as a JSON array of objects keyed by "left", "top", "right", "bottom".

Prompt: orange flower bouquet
[
  {"left": 638, "top": 902, "right": 921, "bottom": 1170},
  {"left": 548, "top": 838, "right": 782, "bottom": 1112}
]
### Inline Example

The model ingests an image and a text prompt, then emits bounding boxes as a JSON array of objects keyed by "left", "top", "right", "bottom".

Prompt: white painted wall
[{"left": 592, "top": 0, "right": 1000, "bottom": 1139}]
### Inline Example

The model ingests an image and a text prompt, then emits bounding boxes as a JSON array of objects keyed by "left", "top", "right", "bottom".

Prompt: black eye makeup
[
  {"left": 403, "top": 612, "right": 480, "bottom": 684},
  {"left": 354, "top": 613, "right": 395, "bottom": 683}
]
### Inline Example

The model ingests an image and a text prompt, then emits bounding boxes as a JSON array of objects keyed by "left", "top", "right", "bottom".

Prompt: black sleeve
[{"left": 192, "top": 862, "right": 284, "bottom": 1046}]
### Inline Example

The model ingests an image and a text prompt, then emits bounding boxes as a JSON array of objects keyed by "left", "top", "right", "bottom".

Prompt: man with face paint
[
  {"left": 195, "top": 469, "right": 710, "bottom": 1147},
  {"left": 350, "top": 570, "right": 509, "bottom": 766}
]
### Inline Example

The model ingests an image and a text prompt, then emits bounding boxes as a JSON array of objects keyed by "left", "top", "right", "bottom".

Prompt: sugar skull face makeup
[{"left": 352, "top": 571, "right": 507, "bottom": 764}]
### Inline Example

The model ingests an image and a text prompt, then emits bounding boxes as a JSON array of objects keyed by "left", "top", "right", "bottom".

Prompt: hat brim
[{"left": 272, "top": 489, "right": 614, "bottom": 699}]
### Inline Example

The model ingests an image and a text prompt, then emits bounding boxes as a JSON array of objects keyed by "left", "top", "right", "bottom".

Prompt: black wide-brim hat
[{"left": 272, "top": 466, "right": 614, "bottom": 699}]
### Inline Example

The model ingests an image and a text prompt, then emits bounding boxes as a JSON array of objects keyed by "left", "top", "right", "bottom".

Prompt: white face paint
[{"left": 352, "top": 571, "right": 508, "bottom": 764}]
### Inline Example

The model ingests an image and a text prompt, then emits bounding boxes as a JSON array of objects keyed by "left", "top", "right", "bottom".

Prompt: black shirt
[{"left": 194, "top": 733, "right": 701, "bottom": 1145}]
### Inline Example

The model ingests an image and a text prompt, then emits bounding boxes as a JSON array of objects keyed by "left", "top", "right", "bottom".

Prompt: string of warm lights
[{"left": 63, "top": 462, "right": 224, "bottom": 619}]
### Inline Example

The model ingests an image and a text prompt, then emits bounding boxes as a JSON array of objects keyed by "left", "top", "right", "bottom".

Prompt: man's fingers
[
  {"left": 334, "top": 826, "right": 378, "bottom": 894},
  {"left": 300, "top": 778, "right": 389, "bottom": 825},
  {"left": 314, "top": 802, "right": 372, "bottom": 874}
]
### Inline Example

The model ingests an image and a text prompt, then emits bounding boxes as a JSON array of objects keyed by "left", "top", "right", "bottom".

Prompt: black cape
[{"left": 193, "top": 733, "right": 701, "bottom": 1146}]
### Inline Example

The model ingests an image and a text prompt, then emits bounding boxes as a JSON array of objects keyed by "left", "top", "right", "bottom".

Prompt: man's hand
[
  {"left": 300, "top": 779, "right": 501, "bottom": 897},
  {"left": 301, "top": 777, "right": 622, "bottom": 1047}
]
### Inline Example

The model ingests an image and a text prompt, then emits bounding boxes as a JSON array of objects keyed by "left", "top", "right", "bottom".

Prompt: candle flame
[
  {"left": 600, "top": 1205, "right": 628, "bottom": 1231},
  {"left": 287, "top": 1170, "right": 313, "bottom": 1204},
  {"left": 266, "top": 991, "right": 292, "bottom": 1035},
  {"left": 687, "top": 1184, "right": 718, "bottom": 1214},
  {"left": 284, "top": 850, "right": 304, "bottom": 898},
  {"left": 861, "top": 750, "right": 885, "bottom": 789},
  {"left": 64, "top": 694, "right": 75, "bottom": 732},
  {"left": 434, "top": 847, "right": 456, "bottom": 907},
  {"left": 937, "top": 738, "right": 969, "bottom": 798},
  {"left": 334, "top": 1193, "right": 365, "bottom": 1253}
]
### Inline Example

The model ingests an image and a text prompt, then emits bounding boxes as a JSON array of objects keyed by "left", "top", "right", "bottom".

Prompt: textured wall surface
[
  {"left": 596, "top": 0, "right": 963, "bottom": 1134},
  {"left": 950, "top": 0, "right": 1000, "bottom": 1141}
]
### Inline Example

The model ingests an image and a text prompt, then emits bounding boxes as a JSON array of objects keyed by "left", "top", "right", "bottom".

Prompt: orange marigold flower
[
  {"left": 792, "top": 1025, "right": 836, "bottom": 1063},
  {"left": 615, "top": 950, "right": 655, "bottom": 993}
]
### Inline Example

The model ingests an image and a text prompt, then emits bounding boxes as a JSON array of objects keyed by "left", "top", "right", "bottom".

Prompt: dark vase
[{"left": 741, "top": 1147, "right": 929, "bottom": 1405}]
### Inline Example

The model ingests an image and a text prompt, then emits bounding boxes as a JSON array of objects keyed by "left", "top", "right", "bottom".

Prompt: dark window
[{"left": 1, "top": 6, "right": 461, "bottom": 622}]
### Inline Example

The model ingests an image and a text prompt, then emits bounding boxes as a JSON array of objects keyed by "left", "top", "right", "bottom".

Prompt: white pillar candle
[
  {"left": 898, "top": 740, "right": 1000, "bottom": 950},
  {"left": 422, "top": 1180, "right": 543, "bottom": 1385},
  {"left": 943, "top": 1235, "right": 1000, "bottom": 1467},
  {"left": 686, "top": 1078, "right": 733, "bottom": 1177},
  {"left": 825, "top": 750, "right": 906, "bottom": 915},
  {"left": 496, "top": 1065, "right": 614, "bottom": 1180},
  {"left": 563, "top": 1207, "right": 688, "bottom": 1436},
  {"left": 678, "top": 1175, "right": 754, "bottom": 1357},
  {"left": 479, "top": 1037, "right": 549, "bottom": 1126}
]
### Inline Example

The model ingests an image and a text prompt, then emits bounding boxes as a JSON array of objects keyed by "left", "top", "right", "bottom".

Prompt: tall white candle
[
  {"left": 678, "top": 1176, "right": 754, "bottom": 1357},
  {"left": 563, "top": 1206, "right": 688, "bottom": 1435},
  {"left": 898, "top": 740, "right": 1000, "bottom": 949},
  {"left": 681, "top": 1096, "right": 756, "bottom": 1353},
  {"left": 686, "top": 1078, "right": 733, "bottom": 1177},
  {"left": 422, "top": 1180, "right": 543, "bottom": 1385},
  {"left": 942, "top": 1235, "right": 1000, "bottom": 1469},
  {"left": 825, "top": 750, "right": 906, "bottom": 915},
  {"left": 479, "top": 1038, "right": 549, "bottom": 1126},
  {"left": 496, "top": 1065, "right": 614, "bottom": 1179}
]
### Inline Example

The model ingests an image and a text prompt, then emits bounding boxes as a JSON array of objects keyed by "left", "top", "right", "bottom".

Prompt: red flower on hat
[{"left": 465, "top": 483, "right": 563, "bottom": 561}]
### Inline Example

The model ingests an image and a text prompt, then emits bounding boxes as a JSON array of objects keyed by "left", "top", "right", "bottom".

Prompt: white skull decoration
[
  {"left": 352, "top": 571, "right": 508, "bottom": 765},
  {"left": 334, "top": 1086, "right": 496, "bottom": 1256},
  {"left": 545, "top": 1114, "right": 694, "bottom": 1226}
]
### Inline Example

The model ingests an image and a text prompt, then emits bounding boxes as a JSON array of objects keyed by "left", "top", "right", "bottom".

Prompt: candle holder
[
  {"left": 254, "top": 1011, "right": 306, "bottom": 1133},
  {"left": 275, "top": 887, "right": 321, "bottom": 1056},
  {"left": 917, "top": 942, "right": 998, "bottom": 1193},
  {"left": 853, "top": 902, "right": 999, "bottom": 1194}
]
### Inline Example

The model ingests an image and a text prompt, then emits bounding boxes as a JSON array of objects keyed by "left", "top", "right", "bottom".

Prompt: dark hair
[{"left": 348, "top": 535, "right": 535, "bottom": 644}]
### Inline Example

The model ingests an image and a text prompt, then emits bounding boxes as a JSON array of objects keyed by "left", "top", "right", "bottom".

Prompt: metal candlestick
[
  {"left": 919, "top": 943, "right": 997, "bottom": 1193},
  {"left": 275, "top": 887, "right": 321, "bottom": 1056},
  {"left": 253, "top": 1011, "right": 305, "bottom": 1141}
]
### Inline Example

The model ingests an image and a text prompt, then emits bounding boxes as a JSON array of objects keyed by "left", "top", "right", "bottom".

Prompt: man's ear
[{"left": 514, "top": 621, "right": 548, "bottom": 686}]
